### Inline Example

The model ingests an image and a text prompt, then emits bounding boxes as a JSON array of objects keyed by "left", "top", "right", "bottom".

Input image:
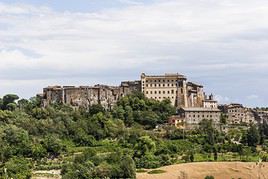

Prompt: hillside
[{"left": 137, "top": 162, "right": 268, "bottom": 179}]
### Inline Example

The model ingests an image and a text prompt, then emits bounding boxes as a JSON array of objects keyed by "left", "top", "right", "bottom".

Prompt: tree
[
  {"left": 0, "top": 98, "right": 3, "bottom": 109},
  {"left": 2, "top": 94, "right": 19, "bottom": 110},
  {"left": 124, "top": 105, "right": 134, "bottom": 127},
  {"left": 88, "top": 104, "right": 105, "bottom": 116},
  {"left": 119, "top": 154, "right": 136, "bottom": 178},
  {"left": 42, "top": 135, "right": 64, "bottom": 158},
  {"left": 247, "top": 124, "right": 260, "bottom": 147},
  {"left": 134, "top": 136, "right": 156, "bottom": 157},
  {"left": 199, "top": 119, "right": 216, "bottom": 145},
  {"left": 4, "top": 157, "right": 32, "bottom": 179},
  {"left": 213, "top": 146, "right": 218, "bottom": 161},
  {"left": 220, "top": 113, "right": 227, "bottom": 125}
]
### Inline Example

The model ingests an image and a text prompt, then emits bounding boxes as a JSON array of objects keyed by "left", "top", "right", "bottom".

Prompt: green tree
[
  {"left": 199, "top": 119, "right": 216, "bottom": 145},
  {"left": 2, "top": 94, "right": 19, "bottom": 110},
  {"left": 134, "top": 136, "right": 156, "bottom": 157},
  {"left": 220, "top": 113, "right": 227, "bottom": 125},
  {"left": 119, "top": 154, "right": 136, "bottom": 178},
  {"left": 88, "top": 104, "right": 105, "bottom": 116},
  {"left": 247, "top": 124, "right": 260, "bottom": 147},
  {"left": 4, "top": 157, "right": 32, "bottom": 179},
  {"left": 124, "top": 105, "right": 134, "bottom": 127}
]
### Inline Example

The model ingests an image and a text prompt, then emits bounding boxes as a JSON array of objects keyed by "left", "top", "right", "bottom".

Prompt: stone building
[
  {"left": 120, "top": 81, "right": 141, "bottom": 95},
  {"left": 41, "top": 82, "right": 140, "bottom": 110},
  {"left": 252, "top": 109, "right": 268, "bottom": 124},
  {"left": 203, "top": 94, "right": 218, "bottom": 109},
  {"left": 141, "top": 73, "right": 205, "bottom": 108},
  {"left": 177, "top": 107, "right": 221, "bottom": 125},
  {"left": 41, "top": 73, "right": 216, "bottom": 112},
  {"left": 226, "top": 103, "right": 255, "bottom": 124}
]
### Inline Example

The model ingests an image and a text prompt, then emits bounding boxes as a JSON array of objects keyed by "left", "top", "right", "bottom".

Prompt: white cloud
[
  {"left": 215, "top": 95, "right": 230, "bottom": 104},
  {"left": 247, "top": 94, "right": 259, "bottom": 100},
  {"left": 0, "top": 0, "right": 268, "bottom": 106}
]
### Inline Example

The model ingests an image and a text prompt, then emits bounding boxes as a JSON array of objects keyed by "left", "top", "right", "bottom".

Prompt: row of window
[
  {"left": 143, "top": 83, "right": 181, "bottom": 87},
  {"left": 188, "top": 114, "right": 219, "bottom": 118},
  {"left": 145, "top": 90, "right": 175, "bottom": 95},
  {"left": 229, "top": 109, "right": 244, "bottom": 113},
  {"left": 143, "top": 79, "right": 181, "bottom": 83},
  {"left": 150, "top": 96, "right": 174, "bottom": 100}
]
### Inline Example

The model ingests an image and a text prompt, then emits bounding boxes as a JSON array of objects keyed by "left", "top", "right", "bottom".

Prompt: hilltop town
[
  {"left": 39, "top": 73, "right": 268, "bottom": 129},
  {"left": 1, "top": 72, "right": 268, "bottom": 179}
]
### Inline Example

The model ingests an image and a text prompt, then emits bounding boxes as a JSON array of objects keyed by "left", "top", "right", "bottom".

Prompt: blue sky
[
  {"left": 0, "top": 0, "right": 156, "bottom": 12},
  {"left": 0, "top": 0, "right": 268, "bottom": 107}
]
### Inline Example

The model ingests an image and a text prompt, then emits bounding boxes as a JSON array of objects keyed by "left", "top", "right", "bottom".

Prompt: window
[
  {"left": 146, "top": 91, "right": 148, "bottom": 94},
  {"left": 150, "top": 91, "right": 153, "bottom": 94},
  {"left": 171, "top": 90, "right": 174, "bottom": 94},
  {"left": 168, "top": 91, "right": 170, "bottom": 94},
  {"left": 146, "top": 84, "right": 148, "bottom": 87},
  {"left": 155, "top": 91, "right": 157, "bottom": 94},
  {"left": 163, "top": 84, "right": 165, "bottom": 87},
  {"left": 159, "top": 91, "right": 161, "bottom": 94},
  {"left": 163, "top": 91, "right": 165, "bottom": 94}
]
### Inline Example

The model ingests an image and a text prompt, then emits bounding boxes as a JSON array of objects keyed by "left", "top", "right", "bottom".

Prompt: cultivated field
[{"left": 137, "top": 162, "right": 268, "bottom": 179}]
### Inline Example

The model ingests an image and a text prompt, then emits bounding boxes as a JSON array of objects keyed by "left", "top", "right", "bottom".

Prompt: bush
[
  {"left": 148, "top": 170, "right": 166, "bottom": 174},
  {"left": 4, "top": 157, "right": 32, "bottom": 179},
  {"left": 205, "top": 176, "right": 214, "bottom": 179}
]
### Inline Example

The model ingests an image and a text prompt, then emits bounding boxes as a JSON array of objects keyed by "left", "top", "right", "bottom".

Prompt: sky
[{"left": 0, "top": 0, "right": 268, "bottom": 107}]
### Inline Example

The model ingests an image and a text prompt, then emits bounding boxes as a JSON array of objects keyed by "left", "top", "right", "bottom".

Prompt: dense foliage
[{"left": 0, "top": 92, "right": 268, "bottom": 178}]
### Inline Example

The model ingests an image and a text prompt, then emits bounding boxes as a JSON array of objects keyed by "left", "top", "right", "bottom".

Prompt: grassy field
[{"left": 137, "top": 162, "right": 268, "bottom": 179}]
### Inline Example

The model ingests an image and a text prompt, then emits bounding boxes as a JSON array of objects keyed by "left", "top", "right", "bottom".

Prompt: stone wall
[{"left": 41, "top": 81, "right": 140, "bottom": 110}]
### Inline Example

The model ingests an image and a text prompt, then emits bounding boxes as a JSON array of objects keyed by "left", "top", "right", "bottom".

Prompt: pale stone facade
[
  {"left": 252, "top": 110, "right": 268, "bottom": 124},
  {"left": 203, "top": 94, "right": 218, "bottom": 109},
  {"left": 141, "top": 73, "right": 205, "bottom": 108},
  {"left": 177, "top": 107, "right": 221, "bottom": 125},
  {"left": 41, "top": 73, "right": 217, "bottom": 113},
  {"left": 226, "top": 103, "right": 255, "bottom": 124}
]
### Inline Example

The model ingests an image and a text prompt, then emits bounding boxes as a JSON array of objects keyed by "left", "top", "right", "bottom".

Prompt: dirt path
[{"left": 137, "top": 162, "right": 268, "bottom": 179}]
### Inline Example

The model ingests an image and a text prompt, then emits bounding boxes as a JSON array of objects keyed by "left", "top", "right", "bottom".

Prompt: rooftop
[
  {"left": 141, "top": 73, "right": 186, "bottom": 79},
  {"left": 181, "top": 107, "right": 221, "bottom": 112}
]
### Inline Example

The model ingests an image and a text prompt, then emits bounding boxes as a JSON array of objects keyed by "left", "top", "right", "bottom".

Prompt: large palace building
[
  {"left": 141, "top": 73, "right": 205, "bottom": 108},
  {"left": 40, "top": 73, "right": 217, "bottom": 111}
]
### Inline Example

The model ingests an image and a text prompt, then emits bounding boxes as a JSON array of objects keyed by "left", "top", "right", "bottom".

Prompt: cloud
[
  {"left": 215, "top": 95, "right": 230, "bottom": 104},
  {"left": 0, "top": 0, "right": 268, "bottom": 106},
  {"left": 247, "top": 94, "right": 259, "bottom": 100}
]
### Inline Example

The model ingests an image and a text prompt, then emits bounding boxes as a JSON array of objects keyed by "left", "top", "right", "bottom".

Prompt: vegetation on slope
[{"left": 0, "top": 92, "right": 268, "bottom": 178}]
